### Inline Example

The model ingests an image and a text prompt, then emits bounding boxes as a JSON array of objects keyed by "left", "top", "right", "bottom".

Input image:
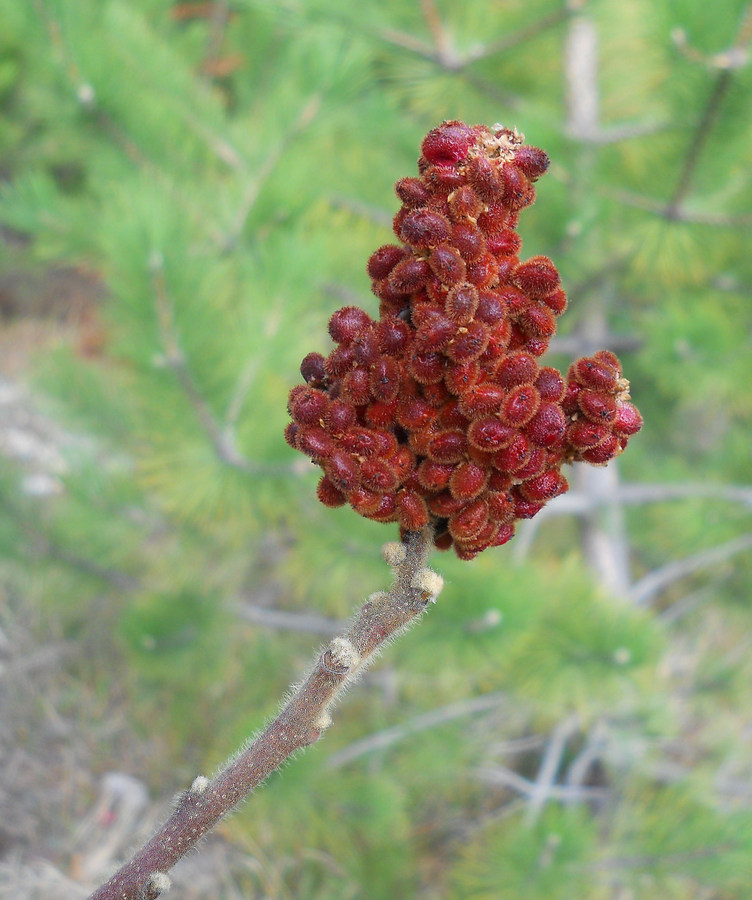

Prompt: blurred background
[{"left": 1, "top": 1, "right": 751, "bottom": 897}]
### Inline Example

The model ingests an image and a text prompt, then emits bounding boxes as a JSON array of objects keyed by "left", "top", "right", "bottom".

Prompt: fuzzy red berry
[
  {"left": 367, "top": 245, "right": 405, "bottom": 280},
  {"left": 395, "top": 176, "right": 431, "bottom": 208},
  {"left": 329, "top": 306, "right": 373, "bottom": 344},
  {"left": 398, "top": 209, "right": 451, "bottom": 248},
  {"left": 448, "top": 185, "right": 484, "bottom": 220},
  {"left": 421, "top": 121, "right": 476, "bottom": 165},
  {"left": 430, "top": 244, "right": 467, "bottom": 286},
  {"left": 468, "top": 417, "right": 516, "bottom": 451},
  {"left": 300, "top": 352, "right": 327, "bottom": 386},
  {"left": 513, "top": 256, "right": 560, "bottom": 298},
  {"left": 449, "top": 462, "right": 489, "bottom": 501},
  {"left": 449, "top": 499, "right": 489, "bottom": 541},
  {"left": 613, "top": 402, "right": 643, "bottom": 436},
  {"left": 428, "top": 429, "right": 468, "bottom": 463},
  {"left": 396, "top": 489, "right": 430, "bottom": 530},
  {"left": 513, "top": 145, "right": 550, "bottom": 180},
  {"left": 451, "top": 222, "right": 486, "bottom": 261},
  {"left": 445, "top": 320, "right": 490, "bottom": 364}
]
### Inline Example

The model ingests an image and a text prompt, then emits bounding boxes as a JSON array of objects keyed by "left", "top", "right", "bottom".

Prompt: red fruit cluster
[{"left": 286, "top": 121, "right": 642, "bottom": 559}]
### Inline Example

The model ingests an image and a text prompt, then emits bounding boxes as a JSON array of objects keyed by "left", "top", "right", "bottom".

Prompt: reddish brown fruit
[
  {"left": 500, "top": 162, "right": 535, "bottom": 210},
  {"left": 512, "top": 494, "right": 544, "bottom": 519},
  {"left": 535, "top": 367, "right": 566, "bottom": 403},
  {"left": 494, "top": 433, "right": 532, "bottom": 474},
  {"left": 475, "top": 290, "right": 506, "bottom": 325},
  {"left": 317, "top": 476, "right": 347, "bottom": 508},
  {"left": 389, "top": 446, "right": 415, "bottom": 484},
  {"left": 487, "top": 490, "right": 513, "bottom": 523},
  {"left": 542, "top": 288, "right": 567, "bottom": 315},
  {"left": 326, "top": 450, "right": 361, "bottom": 491},
  {"left": 396, "top": 489, "right": 430, "bottom": 530},
  {"left": 579, "top": 390, "right": 618, "bottom": 424},
  {"left": 486, "top": 229, "right": 522, "bottom": 257},
  {"left": 407, "top": 347, "right": 446, "bottom": 384},
  {"left": 580, "top": 433, "right": 620, "bottom": 465},
  {"left": 325, "top": 400, "right": 357, "bottom": 434},
  {"left": 428, "top": 490, "right": 466, "bottom": 518},
  {"left": 284, "top": 421, "right": 299, "bottom": 449},
  {"left": 369, "top": 492, "right": 398, "bottom": 522},
  {"left": 566, "top": 420, "right": 610, "bottom": 450},
  {"left": 519, "top": 304, "right": 556, "bottom": 339},
  {"left": 417, "top": 459, "right": 455, "bottom": 492},
  {"left": 421, "top": 380, "right": 452, "bottom": 408},
  {"left": 430, "top": 244, "right": 467, "bottom": 285},
  {"left": 467, "top": 155, "right": 503, "bottom": 202},
  {"left": 525, "top": 402, "right": 566, "bottom": 448},
  {"left": 428, "top": 429, "right": 468, "bottom": 463},
  {"left": 365, "top": 400, "right": 399, "bottom": 428},
  {"left": 367, "top": 244, "right": 405, "bottom": 280},
  {"left": 513, "top": 256, "right": 560, "bottom": 297},
  {"left": 397, "top": 397, "right": 436, "bottom": 430},
  {"left": 613, "top": 402, "right": 643, "bottom": 436},
  {"left": 300, "top": 352, "right": 327, "bottom": 386},
  {"left": 445, "top": 360, "right": 481, "bottom": 396},
  {"left": 340, "top": 427, "right": 384, "bottom": 458},
  {"left": 459, "top": 382, "right": 506, "bottom": 417},
  {"left": 466, "top": 252, "right": 499, "bottom": 289},
  {"left": 395, "top": 176, "right": 431, "bottom": 208},
  {"left": 449, "top": 499, "right": 489, "bottom": 541},
  {"left": 445, "top": 282, "right": 480, "bottom": 324},
  {"left": 451, "top": 222, "right": 486, "bottom": 261},
  {"left": 449, "top": 462, "right": 489, "bottom": 501},
  {"left": 397, "top": 209, "right": 451, "bottom": 248},
  {"left": 593, "top": 349, "right": 622, "bottom": 375},
  {"left": 513, "top": 145, "right": 550, "bottom": 180},
  {"left": 468, "top": 417, "right": 516, "bottom": 451},
  {"left": 361, "top": 458, "right": 399, "bottom": 493},
  {"left": 448, "top": 185, "right": 484, "bottom": 220},
  {"left": 421, "top": 121, "right": 476, "bottom": 165},
  {"left": 377, "top": 318, "right": 411, "bottom": 355},
  {"left": 388, "top": 257, "right": 432, "bottom": 294},
  {"left": 496, "top": 351, "right": 538, "bottom": 388},
  {"left": 574, "top": 356, "right": 619, "bottom": 391},
  {"left": 349, "top": 486, "right": 386, "bottom": 515},
  {"left": 423, "top": 164, "right": 466, "bottom": 194},
  {"left": 370, "top": 356, "right": 402, "bottom": 402},
  {"left": 325, "top": 345, "right": 355, "bottom": 377},
  {"left": 433, "top": 531, "right": 454, "bottom": 551},
  {"left": 501, "top": 384, "right": 541, "bottom": 427},
  {"left": 291, "top": 388, "right": 329, "bottom": 425},
  {"left": 415, "top": 310, "right": 456, "bottom": 352},
  {"left": 340, "top": 367, "right": 372, "bottom": 405},
  {"left": 298, "top": 426, "right": 335, "bottom": 459},
  {"left": 445, "top": 320, "right": 490, "bottom": 364},
  {"left": 514, "top": 446, "right": 547, "bottom": 480},
  {"left": 520, "top": 469, "right": 567, "bottom": 502}
]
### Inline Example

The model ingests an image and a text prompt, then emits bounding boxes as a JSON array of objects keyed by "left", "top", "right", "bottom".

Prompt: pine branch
[
  {"left": 326, "top": 691, "right": 506, "bottom": 770},
  {"left": 630, "top": 532, "right": 752, "bottom": 606},
  {"left": 87, "top": 527, "right": 442, "bottom": 900},
  {"left": 232, "top": 601, "right": 346, "bottom": 635},
  {"left": 150, "top": 251, "right": 297, "bottom": 476},
  {"left": 525, "top": 714, "right": 580, "bottom": 824}
]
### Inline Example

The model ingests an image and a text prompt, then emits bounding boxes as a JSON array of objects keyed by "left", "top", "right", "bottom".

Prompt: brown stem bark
[{"left": 88, "top": 526, "right": 440, "bottom": 900}]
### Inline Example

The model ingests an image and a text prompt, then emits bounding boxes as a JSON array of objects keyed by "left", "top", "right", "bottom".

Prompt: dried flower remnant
[{"left": 287, "top": 121, "right": 642, "bottom": 559}]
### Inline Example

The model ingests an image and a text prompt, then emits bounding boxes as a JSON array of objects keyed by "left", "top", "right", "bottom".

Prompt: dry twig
[{"left": 88, "top": 527, "right": 442, "bottom": 900}]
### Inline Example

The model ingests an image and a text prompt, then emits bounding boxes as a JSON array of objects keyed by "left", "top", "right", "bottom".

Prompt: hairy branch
[{"left": 87, "top": 527, "right": 441, "bottom": 900}]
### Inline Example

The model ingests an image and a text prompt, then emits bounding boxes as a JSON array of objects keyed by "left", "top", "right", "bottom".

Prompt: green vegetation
[{"left": 1, "top": 0, "right": 751, "bottom": 897}]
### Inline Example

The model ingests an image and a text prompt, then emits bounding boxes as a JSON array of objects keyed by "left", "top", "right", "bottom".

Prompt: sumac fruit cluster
[{"left": 286, "top": 121, "right": 642, "bottom": 559}]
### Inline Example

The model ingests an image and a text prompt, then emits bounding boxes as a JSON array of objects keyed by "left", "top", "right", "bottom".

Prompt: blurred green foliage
[{"left": 1, "top": 0, "right": 751, "bottom": 897}]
